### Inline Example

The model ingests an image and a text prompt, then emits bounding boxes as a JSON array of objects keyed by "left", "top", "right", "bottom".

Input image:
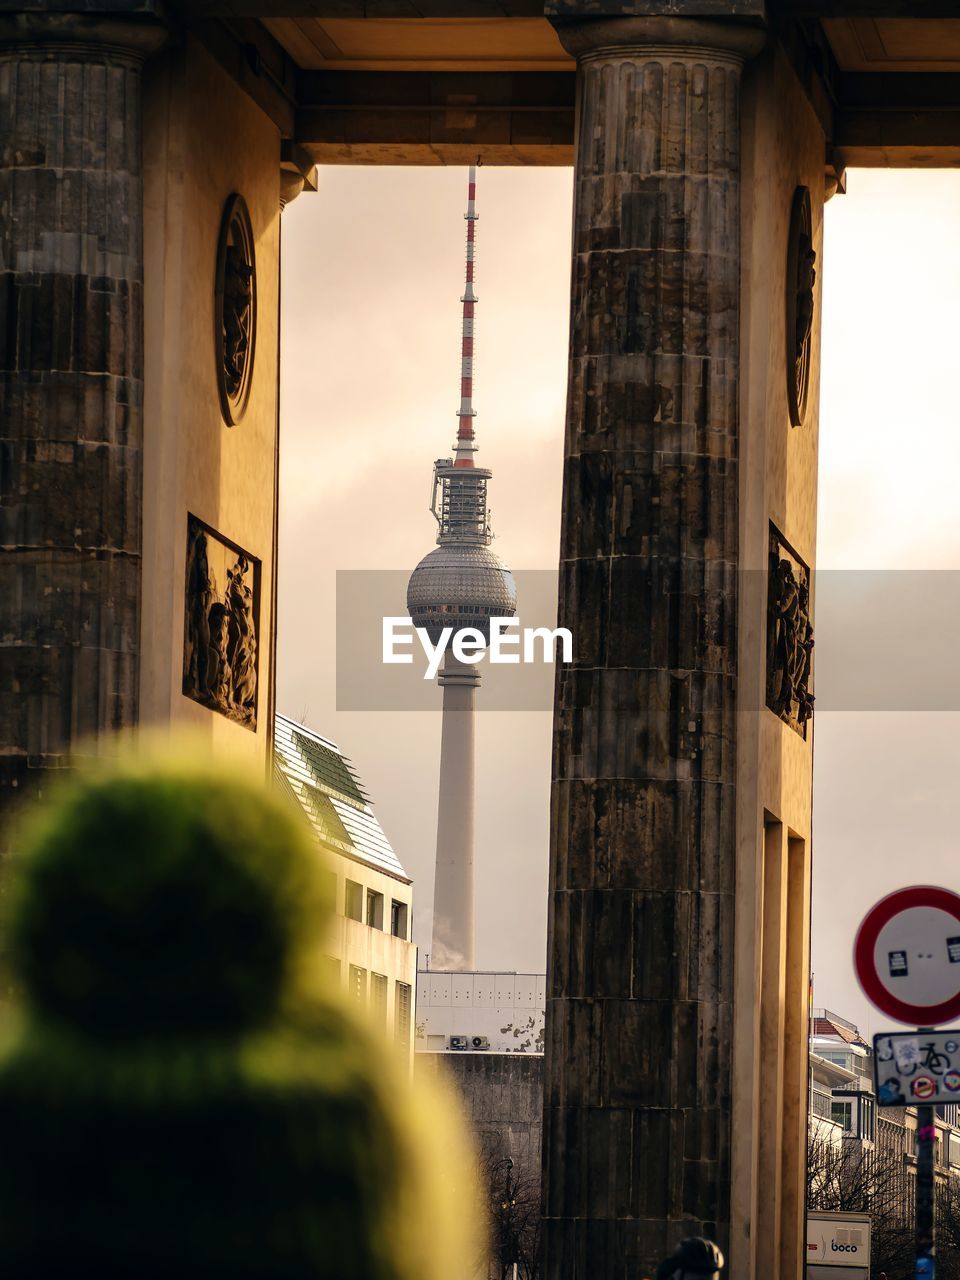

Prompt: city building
[
  {"left": 274, "top": 713, "right": 417, "bottom": 1063},
  {"left": 810, "top": 1010, "right": 876, "bottom": 1145},
  {"left": 808, "top": 1011, "right": 960, "bottom": 1280},
  {"left": 808, "top": 1008, "right": 960, "bottom": 1184},
  {"left": 416, "top": 969, "right": 545, "bottom": 1055}
]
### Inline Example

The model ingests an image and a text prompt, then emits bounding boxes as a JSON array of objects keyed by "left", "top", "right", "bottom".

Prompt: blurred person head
[
  {"left": 0, "top": 745, "right": 481, "bottom": 1280},
  {"left": 655, "top": 1237, "right": 725, "bottom": 1280}
]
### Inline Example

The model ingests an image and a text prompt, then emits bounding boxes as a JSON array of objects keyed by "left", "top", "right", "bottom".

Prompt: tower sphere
[{"left": 407, "top": 543, "right": 517, "bottom": 645}]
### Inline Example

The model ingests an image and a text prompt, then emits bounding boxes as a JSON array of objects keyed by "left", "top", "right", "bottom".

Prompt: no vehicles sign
[{"left": 853, "top": 886, "right": 960, "bottom": 1026}]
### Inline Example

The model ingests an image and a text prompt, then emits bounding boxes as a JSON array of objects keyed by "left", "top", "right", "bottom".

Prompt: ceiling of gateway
[
  {"left": 262, "top": 12, "right": 960, "bottom": 74},
  {"left": 263, "top": 16, "right": 572, "bottom": 71},
  {"left": 824, "top": 17, "right": 960, "bottom": 70}
]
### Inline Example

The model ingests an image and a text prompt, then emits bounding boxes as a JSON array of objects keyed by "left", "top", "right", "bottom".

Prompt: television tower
[{"left": 407, "top": 166, "right": 517, "bottom": 972}]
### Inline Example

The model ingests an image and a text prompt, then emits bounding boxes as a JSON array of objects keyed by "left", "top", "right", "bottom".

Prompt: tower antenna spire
[{"left": 454, "top": 164, "right": 479, "bottom": 468}]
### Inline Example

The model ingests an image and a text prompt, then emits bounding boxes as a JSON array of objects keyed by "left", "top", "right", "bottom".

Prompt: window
[
  {"left": 345, "top": 879, "right": 363, "bottom": 922},
  {"left": 391, "top": 899, "right": 408, "bottom": 940},
  {"left": 811, "top": 1089, "right": 833, "bottom": 1121},
  {"left": 366, "top": 889, "right": 384, "bottom": 931},
  {"left": 371, "top": 973, "right": 388, "bottom": 1026},
  {"left": 396, "top": 981, "right": 412, "bottom": 1054},
  {"left": 821, "top": 1051, "right": 851, "bottom": 1068},
  {"left": 831, "top": 1101, "right": 852, "bottom": 1131},
  {"left": 349, "top": 965, "right": 367, "bottom": 1004},
  {"left": 322, "top": 955, "right": 341, "bottom": 988},
  {"left": 859, "top": 1096, "right": 875, "bottom": 1141}
]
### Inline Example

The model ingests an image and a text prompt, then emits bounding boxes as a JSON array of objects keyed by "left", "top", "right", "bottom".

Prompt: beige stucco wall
[
  {"left": 141, "top": 37, "right": 281, "bottom": 767},
  {"left": 324, "top": 852, "right": 419, "bottom": 1067},
  {"left": 732, "top": 41, "right": 825, "bottom": 1280}
]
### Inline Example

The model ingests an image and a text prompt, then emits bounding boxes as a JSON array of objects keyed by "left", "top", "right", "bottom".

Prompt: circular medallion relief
[
  {"left": 786, "top": 186, "right": 816, "bottom": 427},
  {"left": 215, "top": 194, "right": 257, "bottom": 425}
]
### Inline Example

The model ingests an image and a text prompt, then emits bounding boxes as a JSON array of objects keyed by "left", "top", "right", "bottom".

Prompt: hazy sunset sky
[{"left": 277, "top": 166, "right": 960, "bottom": 1030}]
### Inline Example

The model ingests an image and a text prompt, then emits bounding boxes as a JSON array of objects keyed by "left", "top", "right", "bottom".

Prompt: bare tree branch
[
  {"left": 477, "top": 1133, "right": 541, "bottom": 1280},
  {"left": 808, "top": 1129, "right": 915, "bottom": 1280}
]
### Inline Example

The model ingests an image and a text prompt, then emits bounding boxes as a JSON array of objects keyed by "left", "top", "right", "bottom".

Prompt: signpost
[{"left": 853, "top": 886, "right": 960, "bottom": 1280}]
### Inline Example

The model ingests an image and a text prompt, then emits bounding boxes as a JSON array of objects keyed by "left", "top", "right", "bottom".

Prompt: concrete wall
[
  {"left": 419, "top": 1051, "right": 544, "bottom": 1178},
  {"left": 141, "top": 37, "right": 281, "bottom": 766},
  {"left": 732, "top": 41, "right": 825, "bottom": 1280}
]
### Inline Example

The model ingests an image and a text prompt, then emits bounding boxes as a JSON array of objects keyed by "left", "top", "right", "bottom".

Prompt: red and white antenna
[{"left": 454, "top": 164, "right": 479, "bottom": 468}]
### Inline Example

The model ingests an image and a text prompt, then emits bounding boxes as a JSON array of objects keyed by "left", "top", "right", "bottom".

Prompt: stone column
[
  {"left": 543, "top": 17, "right": 762, "bottom": 1277},
  {"left": 0, "top": 10, "right": 165, "bottom": 843}
]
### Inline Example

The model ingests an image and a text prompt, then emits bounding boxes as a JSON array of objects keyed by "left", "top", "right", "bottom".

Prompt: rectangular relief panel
[
  {"left": 766, "top": 523, "right": 814, "bottom": 738},
  {"left": 182, "top": 514, "right": 260, "bottom": 731}
]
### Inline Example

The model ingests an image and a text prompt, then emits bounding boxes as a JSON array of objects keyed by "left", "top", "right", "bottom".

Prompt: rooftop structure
[
  {"left": 416, "top": 969, "right": 546, "bottom": 1054},
  {"left": 275, "top": 712, "right": 410, "bottom": 883},
  {"left": 274, "top": 713, "right": 417, "bottom": 1060}
]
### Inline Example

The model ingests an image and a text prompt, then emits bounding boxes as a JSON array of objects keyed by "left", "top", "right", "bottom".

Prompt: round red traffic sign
[{"left": 854, "top": 886, "right": 960, "bottom": 1026}]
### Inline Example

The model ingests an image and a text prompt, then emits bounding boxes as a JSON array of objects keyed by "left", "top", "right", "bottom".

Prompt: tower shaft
[{"left": 430, "top": 654, "right": 479, "bottom": 971}]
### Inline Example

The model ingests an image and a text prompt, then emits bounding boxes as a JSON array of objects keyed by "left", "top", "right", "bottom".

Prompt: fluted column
[
  {"left": 431, "top": 653, "right": 479, "bottom": 971},
  {"left": 543, "top": 17, "right": 762, "bottom": 1277},
  {"left": 0, "top": 11, "right": 165, "bottom": 846}
]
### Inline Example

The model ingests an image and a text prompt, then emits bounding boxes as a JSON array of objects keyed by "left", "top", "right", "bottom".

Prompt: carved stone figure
[
  {"left": 225, "top": 555, "right": 257, "bottom": 717},
  {"left": 206, "top": 602, "right": 231, "bottom": 703},
  {"left": 766, "top": 527, "right": 814, "bottom": 736},
  {"left": 222, "top": 245, "right": 254, "bottom": 400},
  {"left": 795, "top": 235, "right": 817, "bottom": 353},
  {"left": 786, "top": 186, "right": 816, "bottom": 427},
  {"left": 215, "top": 194, "right": 257, "bottom": 425},
  {"left": 184, "top": 523, "right": 214, "bottom": 697},
  {"left": 182, "top": 517, "right": 259, "bottom": 729}
]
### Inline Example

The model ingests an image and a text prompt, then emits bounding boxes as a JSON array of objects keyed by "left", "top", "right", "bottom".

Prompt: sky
[
  {"left": 811, "top": 169, "right": 960, "bottom": 1035},
  {"left": 276, "top": 165, "right": 960, "bottom": 1027},
  {"left": 276, "top": 167, "right": 570, "bottom": 975}
]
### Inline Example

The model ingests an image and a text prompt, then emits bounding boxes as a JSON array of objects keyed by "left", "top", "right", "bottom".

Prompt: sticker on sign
[
  {"left": 874, "top": 1031, "right": 960, "bottom": 1107},
  {"left": 854, "top": 886, "right": 960, "bottom": 1025}
]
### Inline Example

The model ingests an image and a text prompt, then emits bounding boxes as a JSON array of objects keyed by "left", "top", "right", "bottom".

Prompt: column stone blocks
[
  {"left": 0, "top": 11, "right": 165, "bottom": 845},
  {"left": 544, "top": 16, "right": 763, "bottom": 1277}
]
